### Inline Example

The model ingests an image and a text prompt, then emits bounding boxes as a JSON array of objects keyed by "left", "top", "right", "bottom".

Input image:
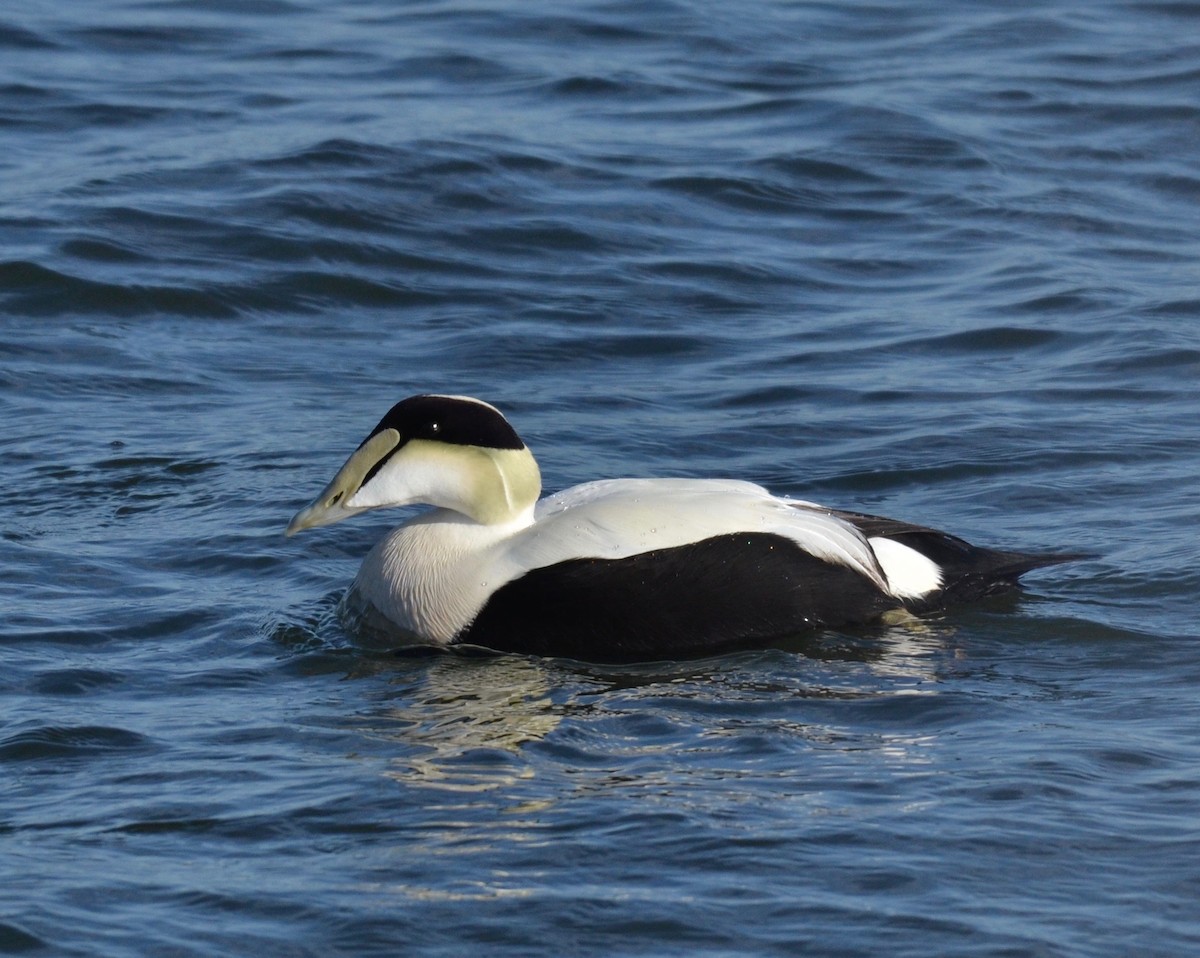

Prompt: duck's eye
[{"left": 428, "top": 421, "right": 440, "bottom": 435}]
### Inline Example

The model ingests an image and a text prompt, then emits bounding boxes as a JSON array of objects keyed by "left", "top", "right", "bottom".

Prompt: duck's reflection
[
  {"left": 336, "top": 613, "right": 960, "bottom": 793},
  {"left": 349, "top": 651, "right": 566, "bottom": 792}
]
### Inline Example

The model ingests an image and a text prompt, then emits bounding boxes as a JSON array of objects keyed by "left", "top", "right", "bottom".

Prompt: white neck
[{"left": 352, "top": 507, "right": 535, "bottom": 643}]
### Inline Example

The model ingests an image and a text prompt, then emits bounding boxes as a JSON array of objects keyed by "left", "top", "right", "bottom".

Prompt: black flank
[{"left": 454, "top": 532, "right": 897, "bottom": 661}]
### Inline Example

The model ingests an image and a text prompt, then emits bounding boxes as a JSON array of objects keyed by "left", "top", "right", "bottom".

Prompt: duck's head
[{"left": 285, "top": 395, "right": 541, "bottom": 535}]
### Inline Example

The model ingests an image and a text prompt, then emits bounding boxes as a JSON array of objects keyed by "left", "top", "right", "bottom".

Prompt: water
[{"left": 3, "top": 0, "right": 1200, "bottom": 954}]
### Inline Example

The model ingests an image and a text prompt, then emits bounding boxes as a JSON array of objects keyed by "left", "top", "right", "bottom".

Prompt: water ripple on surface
[
  {"left": 0, "top": 259, "right": 235, "bottom": 318},
  {"left": 2, "top": 2, "right": 1199, "bottom": 956},
  {"left": 28, "top": 669, "right": 125, "bottom": 696},
  {"left": 0, "top": 921, "right": 46, "bottom": 954},
  {"left": 0, "top": 725, "right": 153, "bottom": 763}
]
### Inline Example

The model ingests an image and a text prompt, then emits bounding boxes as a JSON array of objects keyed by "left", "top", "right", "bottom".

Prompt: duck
[{"left": 286, "top": 394, "right": 1075, "bottom": 661}]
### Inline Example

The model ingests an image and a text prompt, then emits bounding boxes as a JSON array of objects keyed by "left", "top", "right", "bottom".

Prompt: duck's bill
[{"left": 285, "top": 428, "right": 400, "bottom": 536}]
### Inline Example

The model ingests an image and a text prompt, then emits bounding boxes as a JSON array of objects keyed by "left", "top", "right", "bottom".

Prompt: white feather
[{"left": 868, "top": 536, "right": 943, "bottom": 599}]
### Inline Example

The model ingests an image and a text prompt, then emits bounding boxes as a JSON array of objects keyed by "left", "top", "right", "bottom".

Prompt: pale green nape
[
  {"left": 477, "top": 444, "right": 542, "bottom": 524},
  {"left": 403, "top": 439, "right": 541, "bottom": 525}
]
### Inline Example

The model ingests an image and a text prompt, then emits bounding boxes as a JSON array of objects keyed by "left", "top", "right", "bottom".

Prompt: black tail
[{"left": 831, "top": 509, "right": 1085, "bottom": 613}]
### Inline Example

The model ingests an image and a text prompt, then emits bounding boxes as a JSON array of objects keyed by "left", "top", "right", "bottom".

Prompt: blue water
[{"left": 3, "top": 1, "right": 1200, "bottom": 955}]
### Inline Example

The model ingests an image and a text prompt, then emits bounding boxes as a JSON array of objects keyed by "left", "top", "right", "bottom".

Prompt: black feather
[
  {"left": 455, "top": 532, "right": 897, "bottom": 661},
  {"left": 368, "top": 395, "right": 523, "bottom": 451}
]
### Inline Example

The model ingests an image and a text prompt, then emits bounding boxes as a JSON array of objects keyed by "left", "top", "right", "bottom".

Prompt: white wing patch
[{"left": 868, "top": 536, "right": 943, "bottom": 599}]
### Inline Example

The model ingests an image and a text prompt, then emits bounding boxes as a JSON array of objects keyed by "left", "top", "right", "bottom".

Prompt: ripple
[
  {"left": 1143, "top": 298, "right": 1200, "bottom": 317},
  {"left": 0, "top": 921, "right": 46, "bottom": 953},
  {"left": 0, "top": 725, "right": 152, "bottom": 763},
  {"left": 67, "top": 24, "right": 241, "bottom": 54},
  {"left": 0, "top": 259, "right": 235, "bottom": 318},
  {"left": 0, "top": 21, "right": 57, "bottom": 50},
  {"left": 752, "top": 152, "right": 881, "bottom": 185},
  {"left": 254, "top": 136, "right": 400, "bottom": 170},
  {"left": 58, "top": 237, "right": 152, "bottom": 264},
  {"left": 391, "top": 52, "right": 519, "bottom": 86},
  {"left": 896, "top": 325, "right": 1076, "bottom": 354},
  {"left": 545, "top": 75, "right": 644, "bottom": 98},
  {"left": 28, "top": 669, "right": 124, "bottom": 696},
  {"left": 652, "top": 173, "right": 834, "bottom": 215}
]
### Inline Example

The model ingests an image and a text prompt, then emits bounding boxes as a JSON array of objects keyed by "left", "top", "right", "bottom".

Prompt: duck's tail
[{"left": 831, "top": 509, "right": 1087, "bottom": 613}]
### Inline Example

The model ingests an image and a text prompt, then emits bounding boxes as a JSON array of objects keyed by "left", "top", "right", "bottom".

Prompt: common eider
[{"left": 287, "top": 394, "right": 1074, "bottom": 661}]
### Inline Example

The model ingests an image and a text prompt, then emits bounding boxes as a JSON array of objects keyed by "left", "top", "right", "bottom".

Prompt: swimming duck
[{"left": 287, "top": 394, "right": 1072, "bottom": 660}]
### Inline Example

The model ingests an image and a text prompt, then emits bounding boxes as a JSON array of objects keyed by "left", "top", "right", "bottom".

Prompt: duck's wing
[{"left": 503, "top": 478, "right": 889, "bottom": 591}]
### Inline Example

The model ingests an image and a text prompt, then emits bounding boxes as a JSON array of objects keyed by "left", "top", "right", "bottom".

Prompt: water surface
[{"left": 3, "top": 1, "right": 1200, "bottom": 955}]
